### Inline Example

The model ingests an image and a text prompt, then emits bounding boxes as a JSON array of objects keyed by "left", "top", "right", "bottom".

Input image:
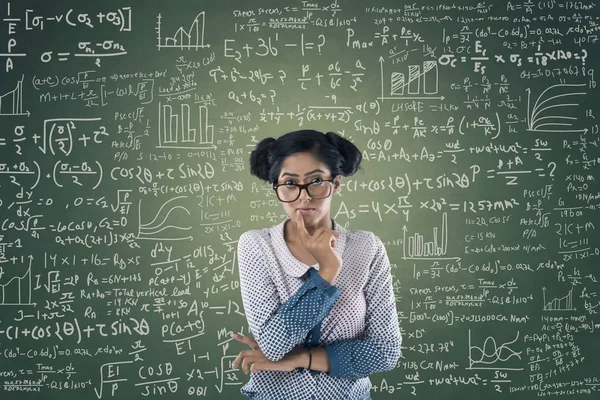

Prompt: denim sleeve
[{"left": 237, "top": 231, "right": 341, "bottom": 362}]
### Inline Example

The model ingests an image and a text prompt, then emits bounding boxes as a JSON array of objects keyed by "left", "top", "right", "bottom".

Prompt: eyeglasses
[{"left": 272, "top": 179, "right": 335, "bottom": 203}]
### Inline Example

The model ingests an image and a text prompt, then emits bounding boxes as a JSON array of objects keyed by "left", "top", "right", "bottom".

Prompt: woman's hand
[
  {"left": 294, "top": 209, "right": 342, "bottom": 269},
  {"left": 231, "top": 333, "right": 306, "bottom": 374}
]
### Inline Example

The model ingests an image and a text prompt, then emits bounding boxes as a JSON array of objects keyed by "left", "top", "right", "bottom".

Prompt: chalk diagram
[
  {"left": 0, "top": 255, "right": 33, "bottom": 306},
  {"left": 467, "top": 329, "right": 523, "bottom": 370},
  {"left": 0, "top": 74, "right": 29, "bottom": 116},
  {"left": 156, "top": 11, "right": 210, "bottom": 50},
  {"left": 526, "top": 82, "right": 587, "bottom": 133},
  {"left": 542, "top": 287, "right": 576, "bottom": 311},
  {"left": 157, "top": 102, "right": 215, "bottom": 149},
  {"left": 378, "top": 56, "right": 442, "bottom": 101},
  {"left": 137, "top": 196, "right": 193, "bottom": 241}
]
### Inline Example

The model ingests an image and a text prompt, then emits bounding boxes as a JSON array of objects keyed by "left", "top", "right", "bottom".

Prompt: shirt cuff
[
  {"left": 308, "top": 267, "right": 339, "bottom": 297},
  {"left": 324, "top": 343, "right": 342, "bottom": 377}
]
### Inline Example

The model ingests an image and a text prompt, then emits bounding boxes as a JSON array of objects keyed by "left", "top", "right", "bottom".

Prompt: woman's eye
[{"left": 284, "top": 178, "right": 322, "bottom": 185}]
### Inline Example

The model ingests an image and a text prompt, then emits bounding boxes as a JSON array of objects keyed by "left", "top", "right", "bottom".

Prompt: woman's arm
[
  {"left": 320, "top": 234, "right": 402, "bottom": 380},
  {"left": 237, "top": 231, "right": 342, "bottom": 362},
  {"left": 293, "top": 346, "right": 331, "bottom": 372}
]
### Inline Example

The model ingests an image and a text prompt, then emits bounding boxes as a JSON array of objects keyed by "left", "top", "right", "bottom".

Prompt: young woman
[{"left": 233, "top": 129, "right": 402, "bottom": 400}]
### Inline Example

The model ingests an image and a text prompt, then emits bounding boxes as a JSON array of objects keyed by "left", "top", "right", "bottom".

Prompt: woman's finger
[
  {"left": 315, "top": 228, "right": 337, "bottom": 247},
  {"left": 242, "top": 356, "right": 251, "bottom": 375},
  {"left": 232, "top": 333, "right": 258, "bottom": 350},
  {"left": 312, "top": 227, "right": 326, "bottom": 242},
  {"left": 233, "top": 349, "right": 251, "bottom": 370},
  {"left": 295, "top": 210, "right": 310, "bottom": 241},
  {"left": 312, "top": 228, "right": 328, "bottom": 245},
  {"left": 251, "top": 362, "right": 266, "bottom": 373},
  {"left": 333, "top": 231, "right": 340, "bottom": 246},
  {"left": 242, "top": 353, "right": 260, "bottom": 375},
  {"left": 233, "top": 350, "right": 257, "bottom": 375}
]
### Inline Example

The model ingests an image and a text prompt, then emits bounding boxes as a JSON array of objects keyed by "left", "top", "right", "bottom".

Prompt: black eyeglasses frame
[{"left": 272, "top": 179, "right": 336, "bottom": 202}]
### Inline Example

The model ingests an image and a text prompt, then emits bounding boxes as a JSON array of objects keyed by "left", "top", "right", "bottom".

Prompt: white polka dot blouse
[{"left": 236, "top": 217, "right": 402, "bottom": 400}]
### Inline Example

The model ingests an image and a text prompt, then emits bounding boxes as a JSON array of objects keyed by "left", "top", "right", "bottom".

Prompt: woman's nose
[{"left": 298, "top": 186, "right": 312, "bottom": 201}]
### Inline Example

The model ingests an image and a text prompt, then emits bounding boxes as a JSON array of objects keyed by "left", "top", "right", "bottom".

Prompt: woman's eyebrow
[{"left": 281, "top": 169, "right": 325, "bottom": 177}]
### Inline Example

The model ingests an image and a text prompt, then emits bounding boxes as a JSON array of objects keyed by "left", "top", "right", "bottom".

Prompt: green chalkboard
[{"left": 1, "top": 0, "right": 599, "bottom": 399}]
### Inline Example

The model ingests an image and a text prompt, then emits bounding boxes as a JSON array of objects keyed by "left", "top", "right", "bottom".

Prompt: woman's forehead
[{"left": 281, "top": 153, "right": 327, "bottom": 172}]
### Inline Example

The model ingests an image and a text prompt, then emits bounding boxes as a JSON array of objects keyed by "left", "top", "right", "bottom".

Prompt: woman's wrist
[{"left": 290, "top": 347, "right": 311, "bottom": 369}]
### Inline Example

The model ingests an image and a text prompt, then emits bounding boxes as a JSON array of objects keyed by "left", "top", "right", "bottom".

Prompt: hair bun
[
  {"left": 249, "top": 137, "right": 277, "bottom": 182},
  {"left": 325, "top": 131, "right": 362, "bottom": 176}
]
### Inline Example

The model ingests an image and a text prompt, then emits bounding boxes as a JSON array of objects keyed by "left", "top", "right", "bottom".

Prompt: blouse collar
[{"left": 271, "top": 217, "right": 347, "bottom": 278}]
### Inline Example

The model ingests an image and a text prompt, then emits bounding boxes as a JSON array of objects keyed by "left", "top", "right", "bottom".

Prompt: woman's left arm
[{"left": 315, "top": 233, "right": 402, "bottom": 380}]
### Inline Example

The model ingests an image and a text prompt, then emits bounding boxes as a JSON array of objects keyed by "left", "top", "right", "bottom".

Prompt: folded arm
[
  {"left": 322, "top": 233, "right": 402, "bottom": 380},
  {"left": 237, "top": 231, "right": 341, "bottom": 362}
]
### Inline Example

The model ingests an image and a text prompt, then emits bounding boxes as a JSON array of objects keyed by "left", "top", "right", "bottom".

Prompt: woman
[{"left": 233, "top": 129, "right": 402, "bottom": 400}]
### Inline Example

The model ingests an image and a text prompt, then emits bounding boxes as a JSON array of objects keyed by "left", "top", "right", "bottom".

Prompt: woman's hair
[{"left": 249, "top": 129, "right": 363, "bottom": 184}]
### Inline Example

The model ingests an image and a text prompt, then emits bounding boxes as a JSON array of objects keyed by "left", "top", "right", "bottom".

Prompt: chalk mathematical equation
[{"left": 1, "top": 0, "right": 600, "bottom": 399}]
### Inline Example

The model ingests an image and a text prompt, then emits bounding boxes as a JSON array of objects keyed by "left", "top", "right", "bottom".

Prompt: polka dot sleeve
[
  {"left": 237, "top": 231, "right": 342, "bottom": 362},
  {"left": 323, "top": 233, "right": 402, "bottom": 380}
]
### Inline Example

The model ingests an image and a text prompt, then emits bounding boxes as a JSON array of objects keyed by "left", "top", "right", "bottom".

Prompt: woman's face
[{"left": 275, "top": 152, "right": 341, "bottom": 228}]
